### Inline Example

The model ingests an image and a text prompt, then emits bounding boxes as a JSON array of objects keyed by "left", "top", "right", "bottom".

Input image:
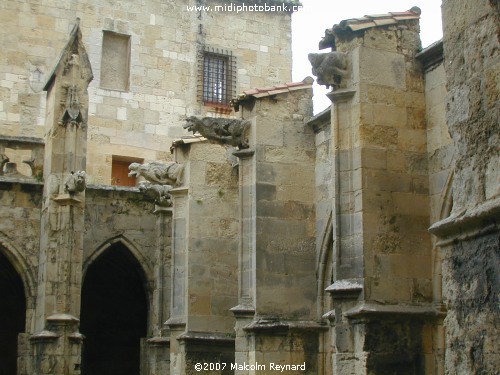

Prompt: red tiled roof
[
  {"left": 232, "top": 76, "right": 313, "bottom": 107},
  {"left": 334, "top": 7, "right": 420, "bottom": 32},
  {"left": 231, "top": 77, "right": 314, "bottom": 111},
  {"left": 319, "top": 7, "right": 421, "bottom": 49}
]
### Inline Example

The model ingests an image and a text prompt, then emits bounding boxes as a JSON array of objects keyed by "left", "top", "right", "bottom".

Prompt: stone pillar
[
  {"left": 231, "top": 149, "right": 256, "bottom": 374},
  {"left": 30, "top": 20, "right": 93, "bottom": 375},
  {"left": 313, "top": 11, "right": 439, "bottom": 374},
  {"left": 233, "top": 87, "right": 320, "bottom": 374},
  {"left": 430, "top": 1, "right": 500, "bottom": 374},
  {"left": 145, "top": 205, "right": 172, "bottom": 373},
  {"left": 167, "top": 140, "right": 239, "bottom": 374},
  {"left": 166, "top": 186, "right": 189, "bottom": 374}
]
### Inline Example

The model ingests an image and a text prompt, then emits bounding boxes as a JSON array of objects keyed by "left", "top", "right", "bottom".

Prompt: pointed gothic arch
[
  {"left": 80, "top": 237, "right": 150, "bottom": 375},
  {"left": 0, "top": 239, "right": 29, "bottom": 375},
  {"left": 0, "top": 233, "right": 36, "bottom": 305}
]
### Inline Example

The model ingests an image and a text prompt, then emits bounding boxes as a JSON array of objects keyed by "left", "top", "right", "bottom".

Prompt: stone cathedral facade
[{"left": 0, "top": 0, "right": 498, "bottom": 374}]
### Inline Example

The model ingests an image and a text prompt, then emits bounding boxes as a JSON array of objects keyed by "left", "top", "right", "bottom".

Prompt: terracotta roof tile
[
  {"left": 319, "top": 7, "right": 421, "bottom": 49},
  {"left": 231, "top": 77, "right": 314, "bottom": 111}
]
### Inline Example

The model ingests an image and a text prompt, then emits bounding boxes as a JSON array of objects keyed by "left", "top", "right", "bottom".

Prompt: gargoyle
[
  {"left": 138, "top": 181, "right": 173, "bottom": 207},
  {"left": 308, "top": 52, "right": 348, "bottom": 88},
  {"left": 183, "top": 116, "right": 251, "bottom": 149},
  {"left": 64, "top": 171, "right": 86, "bottom": 193},
  {"left": 128, "top": 161, "right": 184, "bottom": 186}
]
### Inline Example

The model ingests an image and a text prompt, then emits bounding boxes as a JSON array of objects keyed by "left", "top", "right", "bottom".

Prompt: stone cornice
[
  {"left": 429, "top": 197, "right": 500, "bottom": 246},
  {"left": 344, "top": 302, "right": 446, "bottom": 321},
  {"left": 243, "top": 318, "right": 327, "bottom": 333},
  {"left": 177, "top": 331, "right": 235, "bottom": 345}
]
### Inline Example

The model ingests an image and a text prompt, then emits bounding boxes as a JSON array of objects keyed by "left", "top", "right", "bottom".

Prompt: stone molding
[
  {"left": 326, "top": 88, "right": 356, "bottom": 103},
  {"left": 243, "top": 318, "right": 327, "bottom": 333},
  {"left": 177, "top": 331, "right": 235, "bottom": 345},
  {"left": 325, "top": 279, "right": 363, "bottom": 300},
  {"left": 230, "top": 304, "right": 256, "bottom": 318},
  {"left": 429, "top": 197, "right": 500, "bottom": 246},
  {"left": 344, "top": 302, "right": 445, "bottom": 321}
]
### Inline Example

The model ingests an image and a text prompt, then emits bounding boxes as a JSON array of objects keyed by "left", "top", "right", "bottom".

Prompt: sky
[{"left": 291, "top": 0, "right": 443, "bottom": 113}]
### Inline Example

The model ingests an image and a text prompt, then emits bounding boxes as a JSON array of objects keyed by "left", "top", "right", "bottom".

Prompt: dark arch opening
[
  {"left": 80, "top": 243, "right": 148, "bottom": 375},
  {"left": 0, "top": 249, "right": 26, "bottom": 375}
]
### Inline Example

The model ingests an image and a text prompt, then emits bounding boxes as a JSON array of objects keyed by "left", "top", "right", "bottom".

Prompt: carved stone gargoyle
[
  {"left": 138, "top": 181, "right": 173, "bottom": 207},
  {"left": 308, "top": 52, "right": 349, "bottom": 88},
  {"left": 128, "top": 161, "right": 184, "bottom": 186},
  {"left": 64, "top": 171, "right": 86, "bottom": 194},
  {"left": 183, "top": 116, "right": 251, "bottom": 149}
]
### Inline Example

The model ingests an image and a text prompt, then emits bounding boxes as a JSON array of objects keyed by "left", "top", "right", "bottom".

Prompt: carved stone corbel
[
  {"left": 308, "top": 51, "right": 349, "bottom": 89},
  {"left": 183, "top": 116, "right": 251, "bottom": 149}
]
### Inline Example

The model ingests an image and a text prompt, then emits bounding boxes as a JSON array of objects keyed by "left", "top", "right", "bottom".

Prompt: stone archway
[
  {"left": 80, "top": 242, "right": 148, "bottom": 375},
  {"left": 0, "top": 249, "right": 26, "bottom": 375}
]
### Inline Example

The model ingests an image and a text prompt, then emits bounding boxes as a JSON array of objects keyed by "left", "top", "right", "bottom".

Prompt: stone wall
[
  {"left": 415, "top": 44, "right": 451, "bottom": 373},
  {"left": 0, "top": 179, "right": 42, "bottom": 333},
  {"left": 1, "top": 0, "right": 294, "bottom": 184},
  {"left": 435, "top": 0, "right": 500, "bottom": 373},
  {"left": 231, "top": 85, "right": 319, "bottom": 374},
  {"left": 83, "top": 186, "right": 158, "bottom": 295}
]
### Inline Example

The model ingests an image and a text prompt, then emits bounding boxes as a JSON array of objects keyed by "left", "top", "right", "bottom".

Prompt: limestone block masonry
[
  {"left": 1, "top": 2, "right": 499, "bottom": 375},
  {"left": 1, "top": 0, "right": 295, "bottom": 185}
]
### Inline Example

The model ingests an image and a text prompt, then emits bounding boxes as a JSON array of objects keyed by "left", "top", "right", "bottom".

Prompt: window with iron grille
[{"left": 198, "top": 47, "right": 236, "bottom": 106}]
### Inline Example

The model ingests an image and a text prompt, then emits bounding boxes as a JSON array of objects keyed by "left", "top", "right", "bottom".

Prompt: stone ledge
[
  {"left": 164, "top": 317, "right": 186, "bottom": 329},
  {"left": 232, "top": 149, "right": 255, "bottom": 159},
  {"left": 86, "top": 184, "right": 140, "bottom": 192},
  {"left": 344, "top": 302, "right": 445, "bottom": 321},
  {"left": 326, "top": 89, "right": 356, "bottom": 103},
  {"left": 244, "top": 318, "right": 327, "bottom": 333},
  {"left": 147, "top": 336, "right": 170, "bottom": 346},
  {"left": 429, "top": 197, "right": 500, "bottom": 246},
  {"left": 30, "top": 330, "right": 59, "bottom": 342},
  {"left": 230, "top": 303, "right": 256, "bottom": 318},
  {"left": 326, "top": 279, "right": 363, "bottom": 299},
  {"left": 177, "top": 331, "right": 235, "bottom": 345},
  {"left": 47, "top": 313, "right": 80, "bottom": 323},
  {"left": 52, "top": 193, "right": 82, "bottom": 205},
  {"left": 0, "top": 176, "right": 43, "bottom": 185},
  {"left": 0, "top": 135, "right": 45, "bottom": 145}
]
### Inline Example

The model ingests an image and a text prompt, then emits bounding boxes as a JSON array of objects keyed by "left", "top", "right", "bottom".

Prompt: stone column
[
  {"left": 312, "top": 12, "right": 439, "bottom": 374},
  {"left": 230, "top": 149, "right": 256, "bottom": 374},
  {"left": 231, "top": 87, "right": 320, "bottom": 374},
  {"left": 166, "top": 186, "right": 189, "bottom": 375},
  {"left": 145, "top": 205, "right": 172, "bottom": 373},
  {"left": 30, "top": 20, "right": 93, "bottom": 375}
]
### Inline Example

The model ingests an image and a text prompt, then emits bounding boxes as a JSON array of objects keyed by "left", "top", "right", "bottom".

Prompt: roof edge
[{"left": 416, "top": 39, "right": 444, "bottom": 71}]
